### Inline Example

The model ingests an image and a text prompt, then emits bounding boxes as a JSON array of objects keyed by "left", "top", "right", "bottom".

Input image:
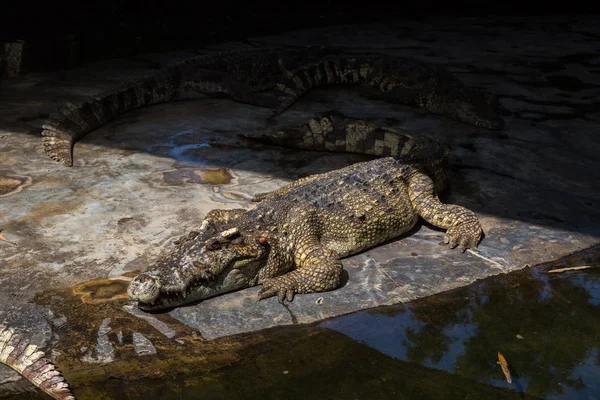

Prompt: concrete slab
[{"left": 0, "top": 15, "right": 599, "bottom": 397}]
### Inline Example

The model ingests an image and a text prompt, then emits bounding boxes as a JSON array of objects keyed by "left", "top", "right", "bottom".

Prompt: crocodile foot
[
  {"left": 258, "top": 275, "right": 297, "bottom": 304},
  {"left": 443, "top": 219, "right": 483, "bottom": 252}
]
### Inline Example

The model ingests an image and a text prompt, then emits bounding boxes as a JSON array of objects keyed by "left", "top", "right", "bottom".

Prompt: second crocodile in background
[
  {"left": 273, "top": 53, "right": 505, "bottom": 130},
  {"left": 41, "top": 47, "right": 504, "bottom": 167},
  {"left": 127, "top": 111, "right": 483, "bottom": 310}
]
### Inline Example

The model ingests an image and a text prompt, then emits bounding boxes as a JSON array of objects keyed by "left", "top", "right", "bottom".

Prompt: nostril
[{"left": 128, "top": 274, "right": 160, "bottom": 303}]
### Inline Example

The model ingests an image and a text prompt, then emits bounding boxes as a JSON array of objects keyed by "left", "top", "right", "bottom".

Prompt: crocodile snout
[{"left": 127, "top": 273, "right": 160, "bottom": 304}]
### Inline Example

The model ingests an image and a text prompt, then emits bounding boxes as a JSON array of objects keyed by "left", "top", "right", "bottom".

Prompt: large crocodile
[
  {"left": 127, "top": 111, "right": 482, "bottom": 310},
  {"left": 40, "top": 48, "right": 503, "bottom": 167}
]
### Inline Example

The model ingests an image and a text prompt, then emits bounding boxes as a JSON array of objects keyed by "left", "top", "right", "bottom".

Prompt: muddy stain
[
  {"left": 0, "top": 178, "right": 22, "bottom": 195},
  {"left": 161, "top": 167, "right": 234, "bottom": 186},
  {"left": 14, "top": 200, "right": 86, "bottom": 225},
  {"left": 72, "top": 277, "right": 132, "bottom": 304},
  {"left": 0, "top": 175, "right": 32, "bottom": 198},
  {"left": 194, "top": 168, "right": 233, "bottom": 185}
]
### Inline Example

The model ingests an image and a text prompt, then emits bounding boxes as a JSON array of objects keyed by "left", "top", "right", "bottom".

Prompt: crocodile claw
[
  {"left": 443, "top": 221, "right": 482, "bottom": 252},
  {"left": 258, "top": 277, "right": 296, "bottom": 304}
]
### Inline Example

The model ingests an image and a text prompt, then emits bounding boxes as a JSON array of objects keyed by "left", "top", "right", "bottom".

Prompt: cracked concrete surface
[{"left": 0, "top": 15, "right": 599, "bottom": 398}]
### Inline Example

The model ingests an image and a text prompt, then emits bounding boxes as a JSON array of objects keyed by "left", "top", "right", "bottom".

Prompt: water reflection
[
  {"left": 5, "top": 247, "right": 597, "bottom": 400},
  {"left": 321, "top": 246, "right": 600, "bottom": 399}
]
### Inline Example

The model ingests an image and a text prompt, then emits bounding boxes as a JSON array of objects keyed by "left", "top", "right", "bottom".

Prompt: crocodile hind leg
[{"left": 406, "top": 169, "right": 483, "bottom": 251}]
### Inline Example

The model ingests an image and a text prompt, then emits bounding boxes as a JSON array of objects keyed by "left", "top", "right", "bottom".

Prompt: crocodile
[
  {"left": 272, "top": 54, "right": 505, "bottom": 130},
  {"left": 127, "top": 111, "right": 482, "bottom": 310},
  {"left": 41, "top": 46, "right": 334, "bottom": 167},
  {"left": 0, "top": 322, "right": 76, "bottom": 399},
  {"left": 41, "top": 48, "right": 504, "bottom": 167}
]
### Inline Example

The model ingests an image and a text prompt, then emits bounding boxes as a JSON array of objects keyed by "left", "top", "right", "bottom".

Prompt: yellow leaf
[{"left": 497, "top": 351, "right": 512, "bottom": 384}]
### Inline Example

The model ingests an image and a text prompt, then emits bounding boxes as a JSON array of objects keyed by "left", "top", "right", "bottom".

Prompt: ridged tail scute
[
  {"left": 0, "top": 323, "right": 76, "bottom": 400},
  {"left": 257, "top": 110, "right": 447, "bottom": 160},
  {"left": 273, "top": 57, "right": 371, "bottom": 116},
  {"left": 254, "top": 110, "right": 449, "bottom": 192},
  {"left": 41, "top": 70, "right": 177, "bottom": 167}
]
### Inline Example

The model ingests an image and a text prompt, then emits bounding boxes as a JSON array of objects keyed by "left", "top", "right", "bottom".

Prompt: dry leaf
[
  {"left": 0, "top": 228, "right": 17, "bottom": 246},
  {"left": 547, "top": 266, "right": 592, "bottom": 273},
  {"left": 497, "top": 351, "right": 512, "bottom": 384}
]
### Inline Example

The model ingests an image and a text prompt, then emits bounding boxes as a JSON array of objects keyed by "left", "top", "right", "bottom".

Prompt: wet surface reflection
[
  {"left": 6, "top": 246, "right": 599, "bottom": 400},
  {"left": 322, "top": 245, "right": 600, "bottom": 399}
]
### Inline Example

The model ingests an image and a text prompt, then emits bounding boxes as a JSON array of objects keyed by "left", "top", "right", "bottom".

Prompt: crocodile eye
[{"left": 206, "top": 238, "right": 221, "bottom": 250}]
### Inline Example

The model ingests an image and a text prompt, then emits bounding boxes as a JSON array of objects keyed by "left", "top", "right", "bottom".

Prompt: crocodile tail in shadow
[
  {"left": 39, "top": 47, "right": 300, "bottom": 167},
  {"left": 273, "top": 56, "right": 372, "bottom": 116},
  {"left": 272, "top": 54, "right": 504, "bottom": 130},
  {"left": 41, "top": 67, "right": 181, "bottom": 167},
  {"left": 0, "top": 322, "right": 76, "bottom": 399},
  {"left": 255, "top": 110, "right": 447, "bottom": 159},
  {"left": 247, "top": 110, "right": 450, "bottom": 191}
]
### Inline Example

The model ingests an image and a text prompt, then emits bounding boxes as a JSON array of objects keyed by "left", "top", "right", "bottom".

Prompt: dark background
[{"left": 1, "top": 0, "right": 594, "bottom": 69}]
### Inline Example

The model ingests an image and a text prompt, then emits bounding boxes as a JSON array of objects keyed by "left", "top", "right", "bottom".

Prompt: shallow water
[
  {"left": 6, "top": 246, "right": 599, "bottom": 400},
  {"left": 321, "top": 245, "right": 600, "bottom": 400}
]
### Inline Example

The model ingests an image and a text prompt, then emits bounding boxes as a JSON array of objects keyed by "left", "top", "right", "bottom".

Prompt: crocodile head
[
  {"left": 127, "top": 226, "right": 269, "bottom": 311},
  {"left": 428, "top": 86, "right": 505, "bottom": 130}
]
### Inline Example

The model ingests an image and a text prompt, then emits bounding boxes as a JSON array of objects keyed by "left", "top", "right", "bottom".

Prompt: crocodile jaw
[{"left": 129, "top": 261, "right": 263, "bottom": 311}]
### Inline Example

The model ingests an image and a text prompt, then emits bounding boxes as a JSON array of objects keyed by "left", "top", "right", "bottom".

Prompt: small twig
[{"left": 547, "top": 266, "right": 592, "bottom": 274}]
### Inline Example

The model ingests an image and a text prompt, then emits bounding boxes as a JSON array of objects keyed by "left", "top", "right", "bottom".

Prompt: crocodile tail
[
  {"left": 272, "top": 57, "right": 372, "bottom": 115},
  {"left": 255, "top": 110, "right": 447, "bottom": 159},
  {"left": 254, "top": 110, "right": 449, "bottom": 192},
  {"left": 0, "top": 323, "right": 76, "bottom": 399},
  {"left": 41, "top": 68, "right": 179, "bottom": 167}
]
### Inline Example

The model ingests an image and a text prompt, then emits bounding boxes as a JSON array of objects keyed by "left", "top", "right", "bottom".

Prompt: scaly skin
[
  {"left": 127, "top": 112, "right": 482, "bottom": 310},
  {"left": 41, "top": 46, "right": 334, "bottom": 167},
  {"left": 272, "top": 54, "right": 505, "bottom": 129},
  {"left": 0, "top": 323, "right": 76, "bottom": 399},
  {"left": 42, "top": 48, "right": 504, "bottom": 167}
]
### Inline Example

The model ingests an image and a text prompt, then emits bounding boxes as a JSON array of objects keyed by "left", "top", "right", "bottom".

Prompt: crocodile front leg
[
  {"left": 407, "top": 169, "right": 483, "bottom": 251},
  {"left": 258, "top": 237, "right": 343, "bottom": 303}
]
